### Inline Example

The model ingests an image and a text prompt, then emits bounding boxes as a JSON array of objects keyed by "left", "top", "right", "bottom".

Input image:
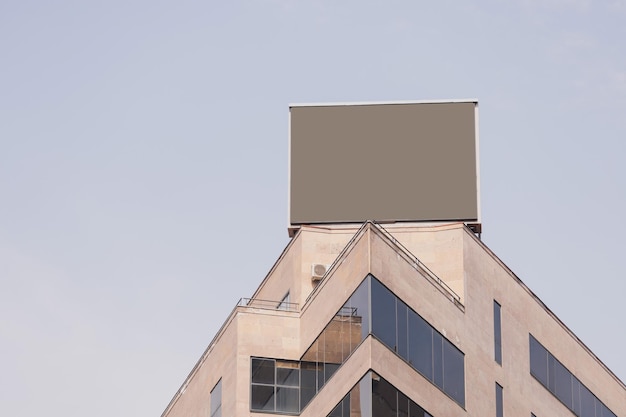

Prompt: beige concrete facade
[{"left": 160, "top": 222, "right": 625, "bottom": 417}]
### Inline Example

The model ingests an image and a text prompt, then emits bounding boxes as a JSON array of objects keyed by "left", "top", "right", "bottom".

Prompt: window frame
[{"left": 250, "top": 357, "right": 301, "bottom": 414}]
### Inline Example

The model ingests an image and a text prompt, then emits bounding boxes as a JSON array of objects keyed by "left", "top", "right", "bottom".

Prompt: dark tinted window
[
  {"left": 276, "top": 387, "right": 299, "bottom": 413},
  {"left": 251, "top": 385, "right": 274, "bottom": 411},
  {"left": 349, "top": 278, "right": 370, "bottom": 341},
  {"left": 300, "top": 362, "right": 316, "bottom": 408},
  {"left": 496, "top": 383, "right": 503, "bottom": 417},
  {"left": 326, "top": 372, "right": 433, "bottom": 417},
  {"left": 572, "top": 379, "right": 581, "bottom": 416},
  {"left": 494, "top": 301, "right": 502, "bottom": 365},
  {"left": 372, "top": 377, "right": 397, "bottom": 417},
  {"left": 328, "top": 402, "right": 342, "bottom": 417},
  {"left": 398, "top": 391, "right": 410, "bottom": 417},
  {"left": 298, "top": 276, "right": 371, "bottom": 410},
  {"left": 529, "top": 335, "right": 616, "bottom": 417},
  {"left": 251, "top": 358, "right": 275, "bottom": 384},
  {"left": 529, "top": 335, "right": 548, "bottom": 386},
  {"left": 601, "top": 402, "right": 617, "bottom": 417},
  {"left": 554, "top": 360, "right": 573, "bottom": 407},
  {"left": 433, "top": 332, "right": 444, "bottom": 388},
  {"left": 251, "top": 358, "right": 301, "bottom": 413},
  {"left": 252, "top": 274, "right": 467, "bottom": 413},
  {"left": 547, "top": 354, "right": 556, "bottom": 393},
  {"left": 580, "top": 382, "right": 596, "bottom": 417},
  {"left": 325, "top": 363, "right": 340, "bottom": 384},
  {"left": 328, "top": 395, "right": 351, "bottom": 417},
  {"left": 317, "top": 361, "right": 325, "bottom": 390},
  {"left": 443, "top": 340, "right": 465, "bottom": 406},
  {"left": 340, "top": 396, "right": 350, "bottom": 417},
  {"left": 397, "top": 300, "right": 408, "bottom": 358},
  {"left": 409, "top": 310, "right": 433, "bottom": 380},
  {"left": 371, "top": 278, "right": 396, "bottom": 349},
  {"left": 277, "top": 362, "right": 299, "bottom": 386},
  {"left": 409, "top": 400, "right": 429, "bottom": 417}
]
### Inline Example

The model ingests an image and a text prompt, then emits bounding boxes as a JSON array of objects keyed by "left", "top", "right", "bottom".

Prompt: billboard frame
[{"left": 288, "top": 99, "right": 481, "bottom": 236}]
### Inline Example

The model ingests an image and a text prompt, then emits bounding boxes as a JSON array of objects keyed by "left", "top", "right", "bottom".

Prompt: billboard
[{"left": 289, "top": 100, "right": 480, "bottom": 229}]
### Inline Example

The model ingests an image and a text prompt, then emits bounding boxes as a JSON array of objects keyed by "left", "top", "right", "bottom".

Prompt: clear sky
[{"left": 1, "top": 1, "right": 625, "bottom": 416}]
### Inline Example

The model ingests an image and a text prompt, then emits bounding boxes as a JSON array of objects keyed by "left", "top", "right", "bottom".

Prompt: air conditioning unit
[{"left": 311, "top": 263, "right": 329, "bottom": 281}]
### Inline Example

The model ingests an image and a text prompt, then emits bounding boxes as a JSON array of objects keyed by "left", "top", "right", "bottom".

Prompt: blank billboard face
[{"left": 289, "top": 101, "right": 479, "bottom": 225}]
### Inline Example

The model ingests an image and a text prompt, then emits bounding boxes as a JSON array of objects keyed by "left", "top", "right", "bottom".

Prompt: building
[
  {"left": 159, "top": 221, "right": 625, "bottom": 417},
  {"left": 160, "top": 102, "right": 625, "bottom": 417}
]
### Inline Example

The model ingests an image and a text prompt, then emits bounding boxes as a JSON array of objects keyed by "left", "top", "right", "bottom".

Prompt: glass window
[
  {"left": 494, "top": 301, "right": 502, "bottom": 365},
  {"left": 408, "top": 310, "right": 433, "bottom": 380},
  {"left": 409, "top": 399, "right": 429, "bottom": 417},
  {"left": 601, "top": 402, "right": 617, "bottom": 417},
  {"left": 547, "top": 354, "right": 556, "bottom": 393},
  {"left": 317, "top": 362, "right": 325, "bottom": 391},
  {"left": 251, "top": 384, "right": 274, "bottom": 411},
  {"left": 251, "top": 358, "right": 275, "bottom": 384},
  {"left": 328, "top": 402, "right": 343, "bottom": 417},
  {"left": 580, "top": 384, "right": 595, "bottom": 417},
  {"left": 210, "top": 379, "right": 222, "bottom": 417},
  {"left": 397, "top": 300, "right": 408, "bottom": 359},
  {"left": 251, "top": 358, "right": 301, "bottom": 413},
  {"left": 572, "top": 379, "right": 581, "bottom": 416},
  {"left": 326, "top": 372, "right": 433, "bottom": 417},
  {"left": 433, "top": 332, "right": 444, "bottom": 389},
  {"left": 316, "top": 329, "right": 326, "bottom": 390},
  {"left": 496, "top": 383, "right": 503, "bottom": 417},
  {"left": 297, "top": 276, "right": 371, "bottom": 409},
  {"left": 529, "top": 335, "right": 548, "bottom": 386},
  {"left": 300, "top": 362, "right": 317, "bottom": 410},
  {"left": 251, "top": 275, "right": 467, "bottom": 412},
  {"left": 349, "top": 276, "right": 371, "bottom": 342},
  {"left": 325, "top": 363, "right": 340, "bottom": 384},
  {"left": 337, "top": 309, "right": 349, "bottom": 363},
  {"left": 529, "top": 335, "right": 616, "bottom": 417},
  {"left": 372, "top": 376, "right": 398, "bottom": 417},
  {"left": 276, "top": 386, "right": 299, "bottom": 413},
  {"left": 554, "top": 360, "right": 573, "bottom": 408},
  {"left": 277, "top": 361, "right": 299, "bottom": 386},
  {"left": 328, "top": 394, "right": 351, "bottom": 417},
  {"left": 398, "top": 391, "right": 410, "bottom": 417},
  {"left": 302, "top": 339, "right": 319, "bottom": 364},
  {"left": 443, "top": 340, "right": 465, "bottom": 406},
  {"left": 358, "top": 371, "right": 373, "bottom": 417},
  {"left": 340, "top": 395, "right": 350, "bottom": 417},
  {"left": 371, "top": 278, "right": 397, "bottom": 350}
]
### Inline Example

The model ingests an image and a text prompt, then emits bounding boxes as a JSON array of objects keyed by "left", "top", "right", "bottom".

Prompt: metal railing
[
  {"left": 371, "top": 221, "right": 463, "bottom": 306},
  {"left": 302, "top": 220, "right": 463, "bottom": 310},
  {"left": 238, "top": 297, "right": 299, "bottom": 312}
]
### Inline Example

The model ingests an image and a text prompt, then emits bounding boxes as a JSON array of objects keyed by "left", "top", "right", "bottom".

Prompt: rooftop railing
[
  {"left": 303, "top": 221, "right": 463, "bottom": 309},
  {"left": 238, "top": 297, "right": 299, "bottom": 312},
  {"left": 371, "top": 221, "right": 463, "bottom": 306}
]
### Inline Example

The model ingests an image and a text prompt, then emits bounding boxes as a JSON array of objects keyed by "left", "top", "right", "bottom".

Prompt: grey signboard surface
[{"left": 289, "top": 101, "right": 480, "bottom": 226}]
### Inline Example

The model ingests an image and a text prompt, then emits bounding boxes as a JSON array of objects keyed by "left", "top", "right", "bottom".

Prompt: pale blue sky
[{"left": 1, "top": 1, "right": 625, "bottom": 416}]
